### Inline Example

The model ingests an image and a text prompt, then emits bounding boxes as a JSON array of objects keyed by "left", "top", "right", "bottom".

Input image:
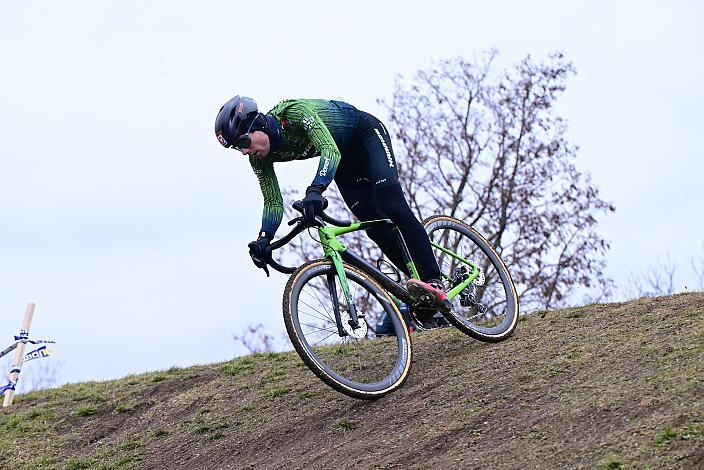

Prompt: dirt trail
[{"left": 2, "top": 293, "right": 703, "bottom": 469}]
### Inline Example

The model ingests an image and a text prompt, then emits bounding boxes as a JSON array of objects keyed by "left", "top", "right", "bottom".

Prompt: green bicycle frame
[
  {"left": 429, "top": 242, "right": 481, "bottom": 299},
  {"left": 317, "top": 223, "right": 363, "bottom": 321},
  {"left": 317, "top": 220, "right": 481, "bottom": 308}
]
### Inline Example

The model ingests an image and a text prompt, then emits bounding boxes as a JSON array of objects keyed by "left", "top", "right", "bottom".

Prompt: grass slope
[{"left": 1, "top": 292, "right": 703, "bottom": 469}]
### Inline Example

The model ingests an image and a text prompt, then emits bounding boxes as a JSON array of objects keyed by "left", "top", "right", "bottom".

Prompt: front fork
[{"left": 327, "top": 250, "right": 360, "bottom": 337}]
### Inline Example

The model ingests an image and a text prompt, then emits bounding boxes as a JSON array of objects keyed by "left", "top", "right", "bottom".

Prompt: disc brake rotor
[
  {"left": 467, "top": 259, "right": 486, "bottom": 286},
  {"left": 340, "top": 310, "right": 368, "bottom": 339}
]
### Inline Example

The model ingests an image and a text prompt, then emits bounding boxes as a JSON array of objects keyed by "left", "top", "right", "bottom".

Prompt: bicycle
[{"left": 254, "top": 201, "right": 519, "bottom": 399}]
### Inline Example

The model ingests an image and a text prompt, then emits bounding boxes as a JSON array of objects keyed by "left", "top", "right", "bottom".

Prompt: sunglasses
[
  {"left": 233, "top": 133, "right": 252, "bottom": 150},
  {"left": 232, "top": 113, "right": 264, "bottom": 150}
]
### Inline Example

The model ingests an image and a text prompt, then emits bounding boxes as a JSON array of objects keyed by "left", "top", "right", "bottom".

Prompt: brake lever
[
  {"left": 256, "top": 260, "right": 270, "bottom": 277},
  {"left": 288, "top": 214, "right": 321, "bottom": 229},
  {"left": 288, "top": 216, "right": 304, "bottom": 226},
  {"left": 251, "top": 255, "right": 271, "bottom": 277}
]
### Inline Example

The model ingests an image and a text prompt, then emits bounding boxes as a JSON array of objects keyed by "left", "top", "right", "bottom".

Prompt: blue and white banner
[
  {"left": 23, "top": 346, "right": 51, "bottom": 363},
  {"left": 1, "top": 329, "right": 57, "bottom": 398},
  {"left": 1, "top": 338, "right": 55, "bottom": 359},
  {"left": 0, "top": 381, "right": 15, "bottom": 395}
]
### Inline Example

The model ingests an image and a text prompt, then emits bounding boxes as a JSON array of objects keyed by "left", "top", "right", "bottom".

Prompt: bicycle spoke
[
  {"left": 425, "top": 217, "right": 517, "bottom": 338},
  {"left": 308, "top": 278, "right": 335, "bottom": 311},
  {"left": 298, "top": 298, "right": 335, "bottom": 324},
  {"left": 298, "top": 321, "right": 337, "bottom": 334},
  {"left": 311, "top": 330, "right": 339, "bottom": 346},
  {"left": 301, "top": 283, "right": 337, "bottom": 322},
  {"left": 289, "top": 262, "right": 406, "bottom": 388}
]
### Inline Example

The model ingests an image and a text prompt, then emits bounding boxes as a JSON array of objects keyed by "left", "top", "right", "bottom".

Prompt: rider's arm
[
  {"left": 287, "top": 101, "right": 342, "bottom": 190},
  {"left": 249, "top": 155, "right": 284, "bottom": 238}
]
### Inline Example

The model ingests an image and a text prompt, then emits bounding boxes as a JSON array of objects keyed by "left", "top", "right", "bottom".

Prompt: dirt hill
[{"left": 1, "top": 293, "right": 703, "bottom": 469}]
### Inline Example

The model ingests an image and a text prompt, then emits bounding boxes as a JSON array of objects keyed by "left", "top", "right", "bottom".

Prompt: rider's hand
[
  {"left": 301, "top": 185, "right": 325, "bottom": 225},
  {"left": 248, "top": 231, "right": 273, "bottom": 269}
]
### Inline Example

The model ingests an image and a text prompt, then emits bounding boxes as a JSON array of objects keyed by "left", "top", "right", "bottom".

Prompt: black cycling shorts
[{"left": 334, "top": 111, "right": 400, "bottom": 190}]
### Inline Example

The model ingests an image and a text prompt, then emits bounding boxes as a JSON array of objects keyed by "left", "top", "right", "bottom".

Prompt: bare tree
[
  {"left": 644, "top": 256, "right": 676, "bottom": 295},
  {"left": 232, "top": 323, "right": 277, "bottom": 354},
  {"left": 626, "top": 247, "right": 704, "bottom": 297},
  {"left": 383, "top": 51, "right": 615, "bottom": 311},
  {"left": 1, "top": 355, "right": 63, "bottom": 394},
  {"left": 233, "top": 323, "right": 296, "bottom": 355},
  {"left": 691, "top": 244, "right": 704, "bottom": 291},
  {"left": 626, "top": 255, "right": 677, "bottom": 298},
  {"left": 18, "top": 359, "right": 64, "bottom": 393},
  {"left": 278, "top": 51, "right": 615, "bottom": 314}
]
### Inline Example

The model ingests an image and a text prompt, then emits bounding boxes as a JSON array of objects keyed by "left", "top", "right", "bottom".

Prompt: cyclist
[{"left": 214, "top": 96, "right": 451, "bottom": 324}]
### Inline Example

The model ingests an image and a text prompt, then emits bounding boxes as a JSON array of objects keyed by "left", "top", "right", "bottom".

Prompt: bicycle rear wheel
[
  {"left": 423, "top": 216, "right": 519, "bottom": 342},
  {"left": 283, "top": 259, "right": 413, "bottom": 399}
]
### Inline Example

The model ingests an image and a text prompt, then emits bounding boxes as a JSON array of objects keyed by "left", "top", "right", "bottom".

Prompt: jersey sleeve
[
  {"left": 289, "top": 101, "right": 342, "bottom": 189},
  {"left": 249, "top": 155, "right": 284, "bottom": 237}
]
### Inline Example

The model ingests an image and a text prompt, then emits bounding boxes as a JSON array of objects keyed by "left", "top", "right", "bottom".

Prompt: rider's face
[{"left": 237, "top": 131, "right": 270, "bottom": 159}]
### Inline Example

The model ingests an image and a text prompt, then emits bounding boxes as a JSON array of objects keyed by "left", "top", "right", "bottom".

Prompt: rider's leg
[
  {"left": 349, "top": 112, "right": 442, "bottom": 283},
  {"left": 373, "top": 184, "right": 441, "bottom": 283},
  {"left": 337, "top": 183, "right": 412, "bottom": 277},
  {"left": 339, "top": 184, "right": 451, "bottom": 318},
  {"left": 339, "top": 111, "right": 449, "bottom": 313},
  {"left": 373, "top": 185, "right": 452, "bottom": 314}
]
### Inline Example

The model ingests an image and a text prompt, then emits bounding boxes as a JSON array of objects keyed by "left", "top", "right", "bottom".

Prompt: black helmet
[{"left": 214, "top": 96, "right": 263, "bottom": 148}]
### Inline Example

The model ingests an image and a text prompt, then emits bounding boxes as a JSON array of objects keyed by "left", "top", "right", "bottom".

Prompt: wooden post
[{"left": 2, "top": 303, "right": 36, "bottom": 407}]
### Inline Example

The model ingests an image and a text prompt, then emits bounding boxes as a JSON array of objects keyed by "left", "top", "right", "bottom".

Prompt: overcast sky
[{"left": 1, "top": 1, "right": 702, "bottom": 389}]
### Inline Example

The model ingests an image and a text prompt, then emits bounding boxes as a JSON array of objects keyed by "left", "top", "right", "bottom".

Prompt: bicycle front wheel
[
  {"left": 424, "top": 215, "right": 519, "bottom": 342},
  {"left": 283, "top": 259, "right": 413, "bottom": 399}
]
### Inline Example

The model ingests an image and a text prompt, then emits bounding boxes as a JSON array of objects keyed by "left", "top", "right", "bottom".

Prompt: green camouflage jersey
[{"left": 250, "top": 99, "right": 358, "bottom": 236}]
